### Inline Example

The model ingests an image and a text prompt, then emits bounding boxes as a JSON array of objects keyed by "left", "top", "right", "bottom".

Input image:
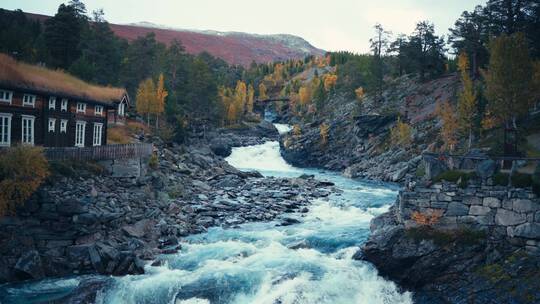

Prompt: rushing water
[{"left": 0, "top": 125, "right": 412, "bottom": 304}]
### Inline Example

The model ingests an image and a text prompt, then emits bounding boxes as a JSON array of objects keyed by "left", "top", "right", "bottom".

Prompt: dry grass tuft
[{"left": 0, "top": 53, "right": 126, "bottom": 103}]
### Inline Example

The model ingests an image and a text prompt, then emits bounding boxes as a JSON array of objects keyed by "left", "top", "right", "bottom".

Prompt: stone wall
[{"left": 398, "top": 182, "right": 540, "bottom": 254}]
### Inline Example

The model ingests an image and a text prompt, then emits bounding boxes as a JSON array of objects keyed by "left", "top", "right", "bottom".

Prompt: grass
[
  {"left": 0, "top": 53, "right": 125, "bottom": 103},
  {"left": 405, "top": 226, "right": 486, "bottom": 246},
  {"left": 107, "top": 126, "right": 133, "bottom": 144}
]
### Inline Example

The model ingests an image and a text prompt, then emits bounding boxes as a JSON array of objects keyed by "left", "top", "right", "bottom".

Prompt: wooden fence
[{"left": 44, "top": 143, "right": 153, "bottom": 161}]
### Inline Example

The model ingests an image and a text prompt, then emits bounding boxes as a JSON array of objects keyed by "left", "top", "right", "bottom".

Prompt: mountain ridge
[{"left": 24, "top": 12, "right": 325, "bottom": 66}]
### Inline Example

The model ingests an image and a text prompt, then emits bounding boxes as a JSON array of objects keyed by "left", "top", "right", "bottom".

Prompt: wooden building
[{"left": 0, "top": 54, "right": 129, "bottom": 148}]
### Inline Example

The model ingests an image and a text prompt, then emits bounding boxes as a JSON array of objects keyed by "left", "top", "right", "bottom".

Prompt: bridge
[{"left": 253, "top": 97, "right": 290, "bottom": 118}]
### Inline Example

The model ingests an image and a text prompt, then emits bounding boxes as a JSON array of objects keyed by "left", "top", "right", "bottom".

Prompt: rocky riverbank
[
  {"left": 0, "top": 133, "right": 336, "bottom": 284},
  {"left": 356, "top": 167, "right": 540, "bottom": 303}
]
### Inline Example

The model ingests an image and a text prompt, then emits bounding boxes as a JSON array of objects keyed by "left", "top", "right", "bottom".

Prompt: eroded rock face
[{"left": 359, "top": 210, "right": 540, "bottom": 303}]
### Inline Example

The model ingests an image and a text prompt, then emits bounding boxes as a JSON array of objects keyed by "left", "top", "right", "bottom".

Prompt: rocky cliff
[{"left": 280, "top": 74, "right": 459, "bottom": 183}]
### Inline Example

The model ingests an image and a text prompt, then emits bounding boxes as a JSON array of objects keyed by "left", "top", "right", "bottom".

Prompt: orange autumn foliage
[
  {"left": 411, "top": 209, "right": 444, "bottom": 226},
  {"left": 0, "top": 146, "right": 49, "bottom": 216}
]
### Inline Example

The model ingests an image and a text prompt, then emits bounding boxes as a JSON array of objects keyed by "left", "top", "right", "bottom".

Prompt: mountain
[
  {"left": 111, "top": 22, "right": 325, "bottom": 66},
  {"left": 24, "top": 12, "right": 325, "bottom": 66}
]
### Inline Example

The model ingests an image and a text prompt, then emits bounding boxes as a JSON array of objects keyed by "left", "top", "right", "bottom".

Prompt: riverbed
[{"left": 0, "top": 126, "right": 412, "bottom": 304}]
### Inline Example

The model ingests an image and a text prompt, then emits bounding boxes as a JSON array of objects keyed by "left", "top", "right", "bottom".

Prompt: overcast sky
[{"left": 3, "top": 0, "right": 486, "bottom": 53}]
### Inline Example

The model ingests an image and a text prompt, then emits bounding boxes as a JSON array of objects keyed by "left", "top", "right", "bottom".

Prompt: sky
[{"left": 2, "top": 0, "right": 486, "bottom": 53}]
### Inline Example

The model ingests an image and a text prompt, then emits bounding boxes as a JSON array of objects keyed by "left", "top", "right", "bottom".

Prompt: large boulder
[
  {"left": 423, "top": 155, "right": 448, "bottom": 180},
  {"left": 14, "top": 250, "right": 44, "bottom": 280},
  {"left": 209, "top": 137, "right": 233, "bottom": 157}
]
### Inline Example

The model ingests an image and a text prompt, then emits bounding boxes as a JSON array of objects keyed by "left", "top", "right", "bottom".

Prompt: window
[
  {"left": 21, "top": 115, "right": 35, "bottom": 145},
  {"left": 93, "top": 123, "right": 103, "bottom": 146},
  {"left": 23, "top": 94, "right": 36, "bottom": 107},
  {"left": 49, "top": 97, "right": 56, "bottom": 110},
  {"left": 76, "top": 102, "right": 86, "bottom": 113},
  {"left": 95, "top": 105, "right": 103, "bottom": 116},
  {"left": 75, "top": 121, "right": 86, "bottom": 147},
  {"left": 118, "top": 102, "right": 125, "bottom": 116},
  {"left": 0, "top": 90, "right": 13, "bottom": 104},
  {"left": 60, "top": 119, "right": 67, "bottom": 133},
  {"left": 61, "top": 99, "right": 68, "bottom": 111},
  {"left": 48, "top": 118, "right": 56, "bottom": 132},
  {"left": 0, "top": 113, "right": 12, "bottom": 147}
]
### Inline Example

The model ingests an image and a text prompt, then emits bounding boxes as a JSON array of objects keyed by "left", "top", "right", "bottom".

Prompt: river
[{"left": 0, "top": 125, "right": 412, "bottom": 304}]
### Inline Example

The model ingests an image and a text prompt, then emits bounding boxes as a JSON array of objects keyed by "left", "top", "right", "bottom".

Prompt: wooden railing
[
  {"left": 44, "top": 143, "right": 153, "bottom": 161},
  {"left": 422, "top": 152, "right": 540, "bottom": 173}
]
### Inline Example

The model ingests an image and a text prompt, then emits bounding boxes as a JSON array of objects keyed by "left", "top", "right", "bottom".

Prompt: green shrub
[
  {"left": 434, "top": 170, "right": 476, "bottom": 188},
  {"left": 0, "top": 146, "right": 49, "bottom": 216},
  {"left": 511, "top": 173, "right": 533, "bottom": 188},
  {"left": 494, "top": 172, "right": 533, "bottom": 188},
  {"left": 533, "top": 165, "right": 540, "bottom": 196},
  {"left": 148, "top": 154, "right": 159, "bottom": 169},
  {"left": 416, "top": 163, "right": 426, "bottom": 177},
  {"left": 494, "top": 172, "right": 509, "bottom": 186}
]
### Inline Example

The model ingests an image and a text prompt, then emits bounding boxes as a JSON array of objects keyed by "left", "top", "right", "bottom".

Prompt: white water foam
[
  {"left": 274, "top": 123, "right": 293, "bottom": 135},
  {"left": 225, "top": 141, "right": 299, "bottom": 173}
]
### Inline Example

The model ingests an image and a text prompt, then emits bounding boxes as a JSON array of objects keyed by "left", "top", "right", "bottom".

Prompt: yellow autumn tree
[
  {"left": 323, "top": 74, "right": 338, "bottom": 91},
  {"left": 0, "top": 146, "right": 49, "bottom": 216},
  {"left": 299, "top": 86, "right": 311, "bottom": 107},
  {"left": 219, "top": 86, "right": 237, "bottom": 125},
  {"left": 390, "top": 117, "right": 413, "bottom": 148},
  {"left": 234, "top": 80, "right": 247, "bottom": 117},
  {"left": 293, "top": 124, "right": 301, "bottom": 137},
  {"left": 247, "top": 84, "right": 255, "bottom": 113},
  {"left": 136, "top": 78, "right": 156, "bottom": 126},
  {"left": 320, "top": 122, "right": 330, "bottom": 147},
  {"left": 436, "top": 101, "right": 459, "bottom": 151},
  {"left": 258, "top": 83, "right": 268, "bottom": 100},
  {"left": 456, "top": 53, "right": 477, "bottom": 150},
  {"left": 154, "top": 73, "right": 168, "bottom": 129}
]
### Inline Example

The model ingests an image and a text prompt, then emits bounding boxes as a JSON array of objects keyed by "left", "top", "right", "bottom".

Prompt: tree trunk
[
  {"left": 155, "top": 115, "right": 159, "bottom": 130},
  {"left": 147, "top": 114, "right": 150, "bottom": 127}
]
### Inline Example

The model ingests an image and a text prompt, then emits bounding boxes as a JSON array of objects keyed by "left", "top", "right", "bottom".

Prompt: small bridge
[{"left": 253, "top": 97, "right": 290, "bottom": 118}]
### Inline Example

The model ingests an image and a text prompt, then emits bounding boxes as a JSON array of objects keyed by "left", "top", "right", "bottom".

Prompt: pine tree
[{"left": 484, "top": 33, "right": 535, "bottom": 130}]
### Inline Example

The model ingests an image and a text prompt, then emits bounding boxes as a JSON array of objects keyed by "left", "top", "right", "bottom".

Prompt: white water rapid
[{"left": 0, "top": 125, "right": 413, "bottom": 304}]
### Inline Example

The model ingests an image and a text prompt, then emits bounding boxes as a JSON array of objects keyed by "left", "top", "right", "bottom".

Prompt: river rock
[{"left": 14, "top": 250, "right": 44, "bottom": 279}]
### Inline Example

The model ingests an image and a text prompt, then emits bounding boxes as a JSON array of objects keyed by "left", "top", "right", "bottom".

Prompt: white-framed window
[
  {"left": 21, "top": 115, "right": 35, "bottom": 145},
  {"left": 0, "top": 113, "right": 12, "bottom": 147},
  {"left": 75, "top": 121, "right": 86, "bottom": 147},
  {"left": 93, "top": 123, "right": 103, "bottom": 146},
  {"left": 23, "top": 94, "right": 36, "bottom": 107},
  {"left": 49, "top": 97, "right": 56, "bottom": 110},
  {"left": 0, "top": 90, "right": 13, "bottom": 104},
  {"left": 61, "top": 98, "right": 68, "bottom": 111},
  {"left": 60, "top": 119, "right": 67, "bottom": 133},
  {"left": 118, "top": 102, "right": 125, "bottom": 116},
  {"left": 48, "top": 118, "right": 56, "bottom": 132},
  {"left": 76, "top": 102, "right": 86, "bottom": 113},
  {"left": 95, "top": 105, "right": 103, "bottom": 116}
]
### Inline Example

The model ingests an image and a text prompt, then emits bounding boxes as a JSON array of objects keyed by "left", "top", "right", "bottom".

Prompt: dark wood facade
[{"left": 0, "top": 87, "right": 125, "bottom": 148}]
